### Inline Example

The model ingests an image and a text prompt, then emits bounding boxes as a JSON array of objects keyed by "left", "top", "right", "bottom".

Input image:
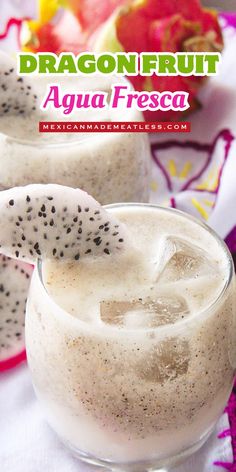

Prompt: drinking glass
[
  {"left": 25, "top": 204, "right": 236, "bottom": 471},
  {"left": 0, "top": 76, "right": 151, "bottom": 204}
]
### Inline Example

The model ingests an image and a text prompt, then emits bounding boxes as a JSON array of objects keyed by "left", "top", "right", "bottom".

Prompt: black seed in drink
[{"left": 94, "top": 237, "right": 102, "bottom": 246}]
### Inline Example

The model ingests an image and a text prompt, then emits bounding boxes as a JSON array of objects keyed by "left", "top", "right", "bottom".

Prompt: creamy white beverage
[
  {"left": 0, "top": 74, "right": 150, "bottom": 203},
  {"left": 25, "top": 205, "right": 235, "bottom": 467}
]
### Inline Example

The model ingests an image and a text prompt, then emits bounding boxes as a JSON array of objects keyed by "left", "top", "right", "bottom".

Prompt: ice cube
[
  {"left": 136, "top": 338, "right": 190, "bottom": 383},
  {"left": 100, "top": 294, "right": 189, "bottom": 329},
  {"left": 100, "top": 300, "right": 139, "bottom": 326},
  {"left": 159, "top": 237, "right": 217, "bottom": 283}
]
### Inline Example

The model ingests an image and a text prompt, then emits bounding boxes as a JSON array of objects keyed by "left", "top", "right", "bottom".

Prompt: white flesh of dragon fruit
[
  {"left": 0, "top": 51, "right": 38, "bottom": 117},
  {"left": 0, "top": 184, "right": 130, "bottom": 263},
  {"left": 0, "top": 255, "right": 33, "bottom": 371}
]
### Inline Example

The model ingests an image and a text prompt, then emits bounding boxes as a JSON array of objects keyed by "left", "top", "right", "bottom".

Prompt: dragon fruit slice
[
  {"left": 0, "top": 255, "right": 33, "bottom": 372},
  {"left": 0, "top": 51, "right": 38, "bottom": 118},
  {"left": 92, "top": 0, "right": 224, "bottom": 121},
  {"left": 0, "top": 184, "right": 130, "bottom": 264}
]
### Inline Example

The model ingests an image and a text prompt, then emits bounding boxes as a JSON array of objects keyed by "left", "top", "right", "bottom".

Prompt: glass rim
[
  {"left": 0, "top": 75, "right": 137, "bottom": 149},
  {"left": 36, "top": 203, "right": 234, "bottom": 336},
  {"left": 0, "top": 128, "right": 119, "bottom": 149}
]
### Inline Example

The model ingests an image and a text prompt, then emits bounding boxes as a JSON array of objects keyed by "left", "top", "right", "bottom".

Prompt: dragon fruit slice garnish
[
  {"left": 0, "top": 51, "right": 38, "bottom": 372},
  {"left": 0, "top": 51, "right": 38, "bottom": 121},
  {"left": 0, "top": 184, "right": 131, "bottom": 263},
  {"left": 0, "top": 255, "right": 33, "bottom": 372},
  {"left": 0, "top": 183, "right": 132, "bottom": 371}
]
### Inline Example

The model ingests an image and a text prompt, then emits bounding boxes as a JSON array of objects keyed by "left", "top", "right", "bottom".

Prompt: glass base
[{"left": 61, "top": 426, "right": 214, "bottom": 472}]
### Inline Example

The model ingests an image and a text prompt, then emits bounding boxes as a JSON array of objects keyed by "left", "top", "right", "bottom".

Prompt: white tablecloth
[{"left": 0, "top": 365, "right": 232, "bottom": 472}]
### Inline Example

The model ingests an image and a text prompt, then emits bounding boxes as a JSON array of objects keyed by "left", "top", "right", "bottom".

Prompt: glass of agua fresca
[
  {"left": 25, "top": 203, "right": 235, "bottom": 471},
  {"left": 0, "top": 71, "right": 150, "bottom": 204}
]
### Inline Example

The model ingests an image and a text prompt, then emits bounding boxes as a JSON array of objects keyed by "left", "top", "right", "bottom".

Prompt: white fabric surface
[
  {"left": 0, "top": 365, "right": 232, "bottom": 472},
  {"left": 1, "top": 10, "right": 236, "bottom": 472}
]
